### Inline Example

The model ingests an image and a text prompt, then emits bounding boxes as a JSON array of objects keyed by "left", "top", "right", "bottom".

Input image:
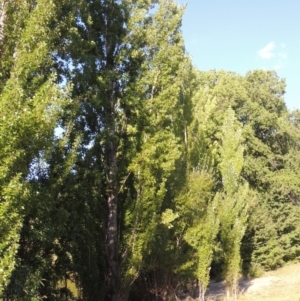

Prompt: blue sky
[{"left": 177, "top": 0, "right": 300, "bottom": 111}]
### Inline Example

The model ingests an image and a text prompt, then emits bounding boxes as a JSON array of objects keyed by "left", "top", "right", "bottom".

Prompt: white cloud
[{"left": 258, "top": 42, "right": 275, "bottom": 59}]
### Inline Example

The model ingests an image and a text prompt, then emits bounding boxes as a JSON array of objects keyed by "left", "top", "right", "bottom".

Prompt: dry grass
[
  {"left": 239, "top": 262, "right": 300, "bottom": 301},
  {"left": 203, "top": 262, "right": 300, "bottom": 301}
]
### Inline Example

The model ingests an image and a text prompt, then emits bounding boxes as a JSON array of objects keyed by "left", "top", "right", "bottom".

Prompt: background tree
[{"left": 197, "top": 70, "right": 300, "bottom": 274}]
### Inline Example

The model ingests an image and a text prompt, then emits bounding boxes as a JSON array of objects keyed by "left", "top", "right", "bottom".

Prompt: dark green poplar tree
[
  {"left": 29, "top": 0, "right": 191, "bottom": 300},
  {"left": 0, "top": 0, "right": 70, "bottom": 295},
  {"left": 68, "top": 1, "right": 155, "bottom": 298},
  {"left": 19, "top": 0, "right": 145, "bottom": 298}
]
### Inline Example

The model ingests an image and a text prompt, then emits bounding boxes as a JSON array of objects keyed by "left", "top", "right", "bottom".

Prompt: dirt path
[{"left": 205, "top": 263, "right": 300, "bottom": 301}]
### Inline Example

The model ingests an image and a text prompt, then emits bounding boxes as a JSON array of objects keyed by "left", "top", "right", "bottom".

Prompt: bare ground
[{"left": 203, "top": 262, "right": 300, "bottom": 301}]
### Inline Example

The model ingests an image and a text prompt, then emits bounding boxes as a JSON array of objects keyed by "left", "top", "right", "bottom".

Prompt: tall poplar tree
[
  {"left": 30, "top": 0, "right": 191, "bottom": 299},
  {"left": 217, "top": 108, "right": 249, "bottom": 300},
  {"left": 0, "top": 0, "right": 69, "bottom": 294},
  {"left": 121, "top": 1, "right": 192, "bottom": 299},
  {"left": 178, "top": 86, "right": 219, "bottom": 301}
]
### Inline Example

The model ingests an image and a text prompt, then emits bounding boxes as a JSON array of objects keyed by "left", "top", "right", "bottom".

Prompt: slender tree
[{"left": 217, "top": 108, "right": 249, "bottom": 300}]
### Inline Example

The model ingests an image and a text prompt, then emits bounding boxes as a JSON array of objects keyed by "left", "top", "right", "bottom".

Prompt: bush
[{"left": 248, "top": 262, "right": 264, "bottom": 279}]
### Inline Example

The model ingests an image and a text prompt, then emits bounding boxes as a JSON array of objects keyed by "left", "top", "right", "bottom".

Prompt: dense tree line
[{"left": 1, "top": 0, "right": 300, "bottom": 300}]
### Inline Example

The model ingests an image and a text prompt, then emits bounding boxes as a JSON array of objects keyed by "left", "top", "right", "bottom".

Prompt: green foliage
[
  {"left": 198, "top": 70, "right": 299, "bottom": 278},
  {"left": 0, "top": 0, "right": 69, "bottom": 293},
  {"left": 184, "top": 191, "right": 219, "bottom": 299},
  {"left": 247, "top": 262, "right": 264, "bottom": 279},
  {"left": 175, "top": 82, "right": 219, "bottom": 299},
  {"left": 217, "top": 108, "right": 249, "bottom": 297},
  {"left": 188, "top": 85, "right": 218, "bottom": 169},
  {"left": 121, "top": 1, "right": 190, "bottom": 291},
  {"left": 1, "top": 1, "right": 300, "bottom": 300}
]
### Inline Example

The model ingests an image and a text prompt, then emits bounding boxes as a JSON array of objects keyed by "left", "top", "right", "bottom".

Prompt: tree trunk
[
  {"left": 226, "top": 285, "right": 231, "bottom": 299},
  {"left": 105, "top": 66, "right": 120, "bottom": 301},
  {"left": 104, "top": 3, "right": 120, "bottom": 300},
  {"left": 106, "top": 135, "right": 119, "bottom": 300},
  {"left": 198, "top": 282, "right": 205, "bottom": 301},
  {"left": 226, "top": 280, "right": 238, "bottom": 301},
  {"left": 0, "top": 1, "right": 7, "bottom": 44},
  {"left": 233, "top": 279, "right": 237, "bottom": 301}
]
